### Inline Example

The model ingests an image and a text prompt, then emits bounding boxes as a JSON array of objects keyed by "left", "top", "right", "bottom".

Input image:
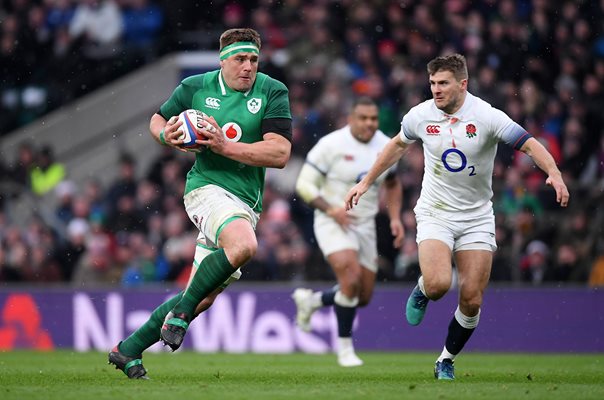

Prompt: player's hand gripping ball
[{"left": 176, "top": 109, "right": 216, "bottom": 153}]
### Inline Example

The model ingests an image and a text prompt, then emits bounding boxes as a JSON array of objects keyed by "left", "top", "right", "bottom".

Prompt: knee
[
  {"left": 348, "top": 270, "right": 362, "bottom": 288},
  {"left": 459, "top": 296, "right": 482, "bottom": 316},
  {"left": 340, "top": 270, "right": 362, "bottom": 295},
  {"left": 228, "top": 237, "right": 257, "bottom": 267},
  {"left": 424, "top": 278, "right": 450, "bottom": 300},
  {"left": 239, "top": 240, "right": 257, "bottom": 262}
]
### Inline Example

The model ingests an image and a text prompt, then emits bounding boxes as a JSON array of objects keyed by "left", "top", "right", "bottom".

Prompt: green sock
[
  {"left": 119, "top": 291, "right": 183, "bottom": 357},
  {"left": 172, "top": 248, "right": 234, "bottom": 318}
]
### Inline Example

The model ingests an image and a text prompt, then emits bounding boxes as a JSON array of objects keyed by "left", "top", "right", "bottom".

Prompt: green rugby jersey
[{"left": 159, "top": 70, "right": 291, "bottom": 212}]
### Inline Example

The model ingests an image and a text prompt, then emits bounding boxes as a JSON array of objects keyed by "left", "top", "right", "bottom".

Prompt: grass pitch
[{"left": 0, "top": 351, "right": 602, "bottom": 399}]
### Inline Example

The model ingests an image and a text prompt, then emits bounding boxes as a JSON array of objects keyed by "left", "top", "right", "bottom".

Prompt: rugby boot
[
  {"left": 434, "top": 358, "right": 455, "bottom": 380},
  {"left": 160, "top": 312, "right": 190, "bottom": 352},
  {"left": 337, "top": 347, "right": 364, "bottom": 367},
  {"left": 292, "top": 288, "right": 319, "bottom": 332},
  {"left": 405, "top": 283, "right": 429, "bottom": 326},
  {"left": 108, "top": 343, "right": 148, "bottom": 379}
]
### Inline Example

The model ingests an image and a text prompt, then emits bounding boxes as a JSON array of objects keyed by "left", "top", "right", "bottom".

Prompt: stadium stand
[{"left": 0, "top": 0, "right": 603, "bottom": 286}]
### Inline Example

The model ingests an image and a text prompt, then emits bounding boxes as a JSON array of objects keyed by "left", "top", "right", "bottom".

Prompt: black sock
[
  {"left": 445, "top": 315, "right": 475, "bottom": 355},
  {"left": 321, "top": 290, "right": 336, "bottom": 306},
  {"left": 334, "top": 304, "right": 357, "bottom": 337}
]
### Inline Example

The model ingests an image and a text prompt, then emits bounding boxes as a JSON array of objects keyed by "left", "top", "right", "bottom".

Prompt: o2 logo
[{"left": 441, "top": 148, "right": 476, "bottom": 176}]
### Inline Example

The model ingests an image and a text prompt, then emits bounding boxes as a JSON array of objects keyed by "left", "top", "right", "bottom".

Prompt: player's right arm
[
  {"left": 151, "top": 78, "right": 198, "bottom": 150},
  {"left": 345, "top": 135, "right": 408, "bottom": 210},
  {"left": 149, "top": 113, "right": 187, "bottom": 151}
]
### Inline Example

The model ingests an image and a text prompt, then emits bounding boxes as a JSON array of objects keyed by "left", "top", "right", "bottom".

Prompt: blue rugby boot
[
  {"left": 405, "top": 283, "right": 429, "bottom": 326},
  {"left": 434, "top": 358, "right": 455, "bottom": 380}
]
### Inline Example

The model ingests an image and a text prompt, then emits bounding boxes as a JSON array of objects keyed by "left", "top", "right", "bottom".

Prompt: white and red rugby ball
[{"left": 176, "top": 109, "right": 212, "bottom": 152}]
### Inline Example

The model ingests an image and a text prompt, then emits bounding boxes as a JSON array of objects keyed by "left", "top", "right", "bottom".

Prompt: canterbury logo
[
  {"left": 205, "top": 97, "right": 221, "bottom": 109},
  {"left": 426, "top": 125, "right": 441, "bottom": 135}
]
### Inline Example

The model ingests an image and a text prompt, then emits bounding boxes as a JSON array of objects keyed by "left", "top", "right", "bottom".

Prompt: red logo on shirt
[
  {"left": 221, "top": 122, "right": 242, "bottom": 142},
  {"left": 426, "top": 125, "right": 440, "bottom": 135},
  {"left": 344, "top": 154, "right": 355, "bottom": 161},
  {"left": 466, "top": 124, "right": 477, "bottom": 138}
]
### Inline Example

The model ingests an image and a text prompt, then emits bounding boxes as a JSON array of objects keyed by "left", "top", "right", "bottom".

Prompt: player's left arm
[
  {"left": 381, "top": 173, "right": 405, "bottom": 248},
  {"left": 519, "top": 137, "right": 570, "bottom": 207}
]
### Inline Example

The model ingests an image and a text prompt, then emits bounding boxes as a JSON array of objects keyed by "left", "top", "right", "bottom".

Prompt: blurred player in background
[
  {"left": 292, "top": 97, "right": 404, "bottom": 367},
  {"left": 345, "top": 54, "right": 569, "bottom": 380},
  {"left": 108, "top": 27, "right": 292, "bottom": 379}
]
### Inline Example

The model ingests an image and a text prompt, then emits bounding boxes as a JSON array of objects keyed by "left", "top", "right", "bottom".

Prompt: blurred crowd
[{"left": 1, "top": 0, "right": 604, "bottom": 287}]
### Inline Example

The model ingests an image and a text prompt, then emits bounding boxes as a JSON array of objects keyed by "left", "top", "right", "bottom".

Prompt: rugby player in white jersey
[
  {"left": 292, "top": 97, "right": 404, "bottom": 367},
  {"left": 345, "top": 54, "right": 569, "bottom": 379}
]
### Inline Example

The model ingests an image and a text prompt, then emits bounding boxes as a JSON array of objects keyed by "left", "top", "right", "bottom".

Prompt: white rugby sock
[
  {"left": 437, "top": 345, "right": 456, "bottom": 362},
  {"left": 418, "top": 276, "right": 428, "bottom": 298},
  {"left": 454, "top": 306, "right": 480, "bottom": 329},
  {"left": 334, "top": 291, "right": 359, "bottom": 307},
  {"left": 337, "top": 337, "right": 354, "bottom": 352}
]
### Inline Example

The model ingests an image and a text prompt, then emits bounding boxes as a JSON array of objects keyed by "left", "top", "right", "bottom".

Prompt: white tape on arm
[{"left": 295, "top": 163, "right": 324, "bottom": 204}]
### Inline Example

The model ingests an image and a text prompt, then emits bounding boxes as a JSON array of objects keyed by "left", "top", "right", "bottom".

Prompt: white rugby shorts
[
  {"left": 184, "top": 184, "right": 260, "bottom": 248},
  {"left": 313, "top": 213, "right": 378, "bottom": 272},
  {"left": 415, "top": 212, "right": 497, "bottom": 252}
]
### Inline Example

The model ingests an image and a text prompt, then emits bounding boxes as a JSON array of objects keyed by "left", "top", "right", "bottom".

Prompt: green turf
[{"left": 0, "top": 351, "right": 602, "bottom": 399}]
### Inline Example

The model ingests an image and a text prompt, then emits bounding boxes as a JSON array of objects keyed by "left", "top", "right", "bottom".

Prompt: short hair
[
  {"left": 219, "top": 28, "right": 261, "bottom": 51},
  {"left": 351, "top": 96, "right": 377, "bottom": 110},
  {"left": 427, "top": 54, "right": 468, "bottom": 81}
]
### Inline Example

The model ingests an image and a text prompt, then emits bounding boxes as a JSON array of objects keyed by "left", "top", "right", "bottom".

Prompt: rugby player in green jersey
[{"left": 108, "top": 28, "right": 292, "bottom": 379}]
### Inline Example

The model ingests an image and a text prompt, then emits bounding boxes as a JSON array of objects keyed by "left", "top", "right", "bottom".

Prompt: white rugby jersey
[
  {"left": 306, "top": 125, "right": 395, "bottom": 219},
  {"left": 400, "top": 92, "right": 531, "bottom": 218}
]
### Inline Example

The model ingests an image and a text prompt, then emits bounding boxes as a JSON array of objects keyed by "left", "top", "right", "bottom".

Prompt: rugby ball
[{"left": 176, "top": 109, "right": 210, "bottom": 153}]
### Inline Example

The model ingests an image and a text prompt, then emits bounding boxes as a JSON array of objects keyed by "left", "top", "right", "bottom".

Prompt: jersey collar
[
  {"left": 218, "top": 70, "right": 252, "bottom": 97},
  {"left": 439, "top": 92, "right": 474, "bottom": 123}
]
